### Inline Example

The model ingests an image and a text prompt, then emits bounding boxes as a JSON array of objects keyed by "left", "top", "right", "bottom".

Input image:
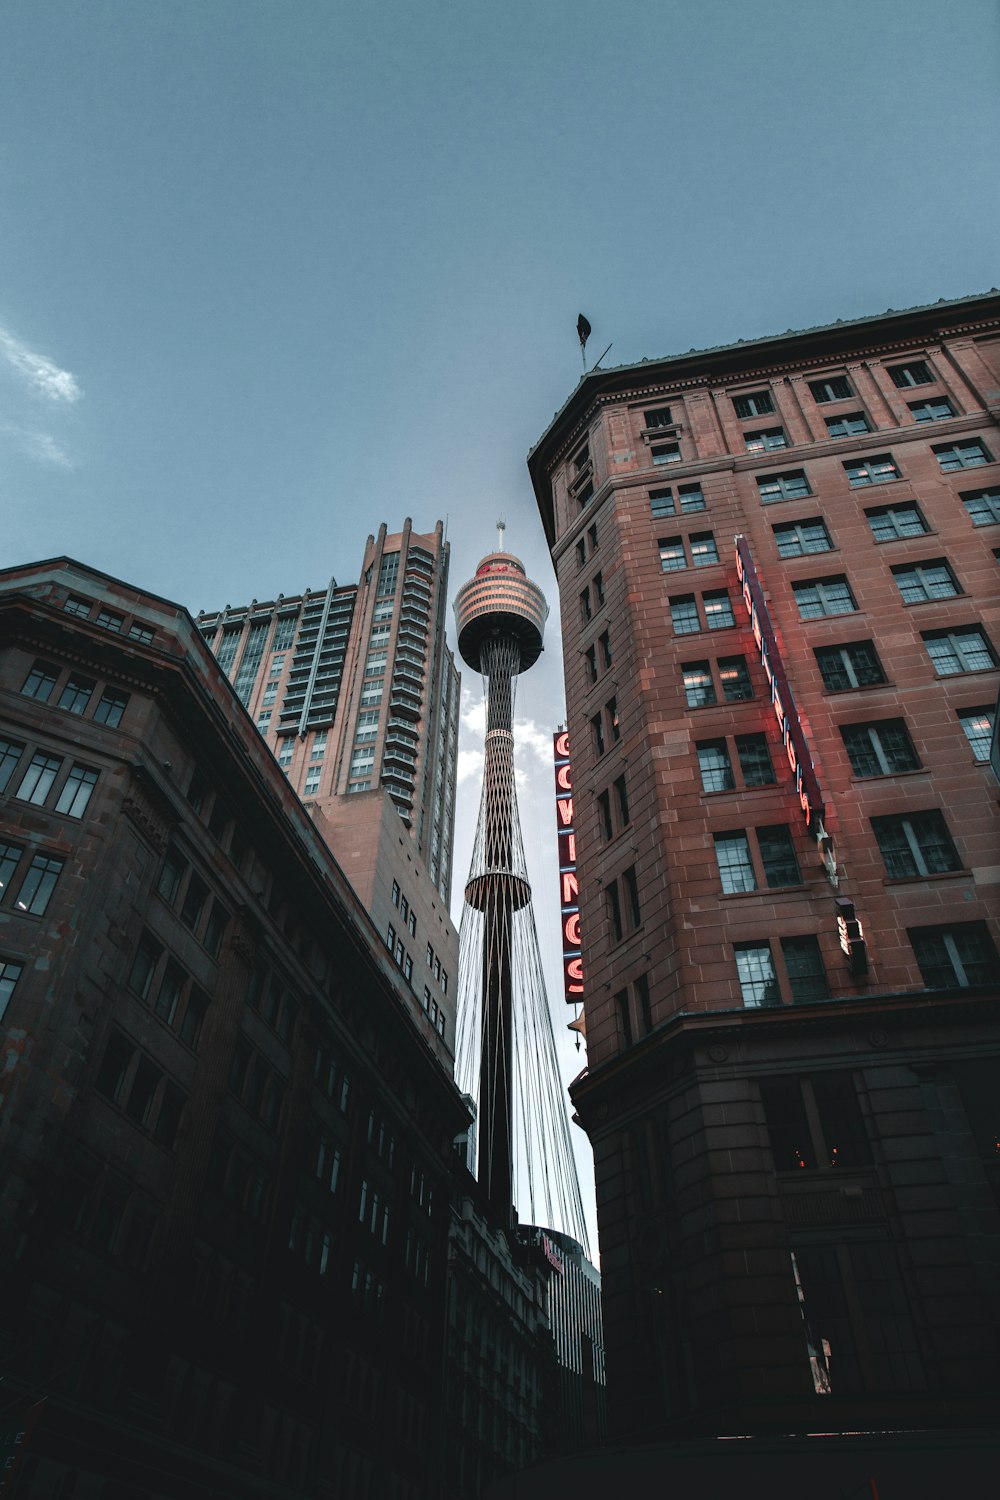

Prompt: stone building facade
[{"left": 528, "top": 293, "right": 1000, "bottom": 1439}]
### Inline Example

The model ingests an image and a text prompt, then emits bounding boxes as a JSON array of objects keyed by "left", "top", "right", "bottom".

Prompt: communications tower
[{"left": 454, "top": 527, "right": 589, "bottom": 1249}]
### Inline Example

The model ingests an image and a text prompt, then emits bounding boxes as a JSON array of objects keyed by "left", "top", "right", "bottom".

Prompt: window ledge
[
  {"left": 872, "top": 530, "right": 939, "bottom": 544},
  {"left": 821, "top": 679, "right": 897, "bottom": 697},
  {"left": 849, "top": 768, "right": 929, "bottom": 784},
  {"left": 898, "top": 594, "right": 964, "bottom": 609},
  {"left": 882, "top": 869, "right": 971, "bottom": 888}
]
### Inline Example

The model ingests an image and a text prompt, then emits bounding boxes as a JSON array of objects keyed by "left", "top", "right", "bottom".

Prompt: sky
[{"left": 2, "top": 0, "right": 998, "bottom": 1253}]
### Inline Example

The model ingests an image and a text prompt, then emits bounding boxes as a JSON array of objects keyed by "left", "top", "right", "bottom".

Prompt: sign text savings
[
  {"left": 553, "top": 731, "right": 584, "bottom": 1003},
  {"left": 735, "top": 536, "right": 825, "bottom": 837}
]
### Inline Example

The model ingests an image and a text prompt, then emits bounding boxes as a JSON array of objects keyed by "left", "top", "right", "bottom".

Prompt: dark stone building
[
  {"left": 0, "top": 557, "right": 468, "bottom": 1498},
  {"left": 527, "top": 293, "right": 1000, "bottom": 1444}
]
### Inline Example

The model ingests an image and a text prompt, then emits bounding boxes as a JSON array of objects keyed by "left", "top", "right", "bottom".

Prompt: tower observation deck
[{"left": 454, "top": 530, "right": 589, "bottom": 1250}]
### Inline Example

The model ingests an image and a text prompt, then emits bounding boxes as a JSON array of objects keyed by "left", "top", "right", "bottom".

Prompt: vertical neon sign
[{"left": 553, "top": 731, "right": 584, "bottom": 1003}]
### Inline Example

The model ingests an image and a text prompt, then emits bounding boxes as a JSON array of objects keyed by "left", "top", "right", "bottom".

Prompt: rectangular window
[
  {"left": 616, "top": 988, "right": 633, "bottom": 1048},
  {"left": 682, "top": 662, "right": 715, "bottom": 708},
  {"left": 909, "top": 397, "right": 953, "bottom": 422},
  {"left": 606, "top": 696, "right": 620, "bottom": 742},
  {"left": 650, "top": 487, "right": 675, "bottom": 518},
  {"left": 128, "top": 622, "right": 154, "bottom": 644},
  {"left": 55, "top": 763, "right": 99, "bottom": 817},
  {"left": 825, "top": 412, "right": 870, "bottom": 437},
  {"left": 733, "top": 391, "right": 773, "bottom": 418},
  {"left": 933, "top": 438, "right": 992, "bottom": 471},
  {"left": 889, "top": 361, "right": 932, "bottom": 388},
  {"left": 815, "top": 641, "right": 886, "bottom": 691},
  {"left": 204, "top": 900, "right": 229, "bottom": 958},
  {"left": 745, "top": 427, "right": 788, "bottom": 452},
  {"left": 958, "top": 708, "right": 995, "bottom": 761},
  {"left": 651, "top": 442, "right": 681, "bottom": 465},
  {"left": 580, "top": 587, "right": 592, "bottom": 622},
  {"left": 96, "top": 1029, "right": 134, "bottom": 1103},
  {"left": 923, "top": 628, "right": 996, "bottom": 676},
  {"left": 58, "top": 674, "right": 95, "bottom": 715},
  {"left": 597, "top": 790, "right": 612, "bottom": 841},
  {"left": 576, "top": 480, "right": 594, "bottom": 508},
  {"left": 623, "top": 865, "right": 641, "bottom": 929},
  {"left": 180, "top": 873, "right": 209, "bottom": 931},
  {"left": 714, "top": 832, "right": 756, "bottom": 893},
  {"left": 841, "top": 719, "right": 919, "bottom": 776},
  {"left": 96, "top": 608, "right": 124, "bottom": 632},
  {"left": 781, "top": 936, "right": 830, "bottom": 1002},
  {"left": 93, "top": 688, "right": 129, "bottom": 727},
  {"left": 591, "top": 712, "right": 606, "bottom": 756},
  {"left": 16, "top": 753, "right": 61, "bottom": 806},
  {"left": 697, "top": 740, "right": 734, "bottom": 792},
  {"left": 0, "top": 958, "right": 24, "bottom": 1023},
  {"left": 659, "top": 537, "right": 686, "bottom": 572},
  {"left": 810, "top": 376, "right": 852, "bottom": 403},
  {"left": 575, "top": 538, "right": 587, "bottom": 567},
  {"left": 773, "top": 518, "right": 833, "bottom": 557},
  {"left": 155, "top": 961, "right": 185, "bottom": 1024},
  {"left": 865, "top": 502, "right": 928, "bottom": 541},
  {"left": 0, "top": 842, "right": 22, "bottom": 902},
  {"left": 644, "top": 406, "right": 673, "bottom": 428},
  {"left": 615, "top": 773, "right": 630, "bottom": 826},
  {"left": 892, "top": 560, "right": 959, "bottom": 604},
  {"left": 585, "top": 645, "right": 597, "bottom": 683},
  {"left": 0, "top": 737, "right": 24, "bottom": 793},
  {"left": 599, "top": 631, "right": 612, "bottom": 668},
  {"left": 21, "top": 661, "right": 59, "bottom": 701},
  {"left": 690, "top": 532, "right": 719, "bottom": 567},
  {"left": 961, "top": 487, "right": 1000, "bottom": 526},
  {"left": 844, "top": 454, "right": 899, "bottom": 487},
  {"left": 14, "top": 852, "right": 64, "bottom": 915},
  {"left": 129, "top": 934, "right": 162, "bottom": 1000},
  {"left": 757, "top": 825, "right": 801, "bottom": 887},
  {"left": 757, "top": 470, "right": 810, "bottom": 503},
  {"left": 304, "top": 770, "right": 322, "bottom": 794},
  {"left": 64, "top": 595, "right": 91, "bottom": 618},
  {"left": 872, "top": 810, "right": 961, "bottom": 878},
  {"left": 605, "top": 881, "right": 623, "bottom": 943},
  {"left": 310, "top": 734, "right": 326, "bottom": 761},
  {"left": 793, "top": 576, "right": 856, "bottom": 619},
  {"left": 670, "top": 595, "right": 700, "bottom": 635},
  {"left": 704, "top": 590, "right": 735, "bottom": 629},
  {"left": 735, "top": 733, "right": 775, "bottom": 786},
  {"left": 735, "top": 944, "right": 779, "bottom": 1007},
  {"left": 909, "top": 923, "right": 998, "bottom": 988},
  {"left": 678, "top": 483, "right": 705, "bottom": 512},
  {"left": 719, "top": 656, "right": 753, "bottom": 702},
  {"left": 277, "top": 742, "right": 293, "bottom": 767},
  {"left": 179, "top": 988, "right": 208, "bottom": 1047}
]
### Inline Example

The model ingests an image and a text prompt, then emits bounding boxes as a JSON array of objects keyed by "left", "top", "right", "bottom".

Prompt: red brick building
[{"left": 528, "top": 293, "right": 1000, "bottom": 1439}]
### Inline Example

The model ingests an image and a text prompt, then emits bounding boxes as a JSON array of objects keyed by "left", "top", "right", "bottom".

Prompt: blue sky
[{"left": 2, "top": 0, "right": 998, "bottom": 1246}]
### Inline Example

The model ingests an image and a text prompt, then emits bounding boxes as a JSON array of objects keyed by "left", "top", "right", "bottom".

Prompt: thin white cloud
[
  {"left": 0, "top": 324, "right": 82, "bottom": 403},
  {"left": 0, "top": 423, "right": 75, "bottom": 469}
]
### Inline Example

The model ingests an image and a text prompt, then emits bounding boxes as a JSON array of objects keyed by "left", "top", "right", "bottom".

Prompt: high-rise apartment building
[
  {"left": 197, "top": 520, "right": 460, "bottom": 902},
  {"left": 528, "top": 293, "right": 1000, "bottom": 1442}
]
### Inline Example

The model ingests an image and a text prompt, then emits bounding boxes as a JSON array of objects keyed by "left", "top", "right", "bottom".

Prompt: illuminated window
[
  {"left": 840, "top": 720, "right": 919, "bottom": 776},
  {"left": 809, "top": 376, "right": 852, "bottom": 403},
  {"left": 922, "top": 628, "right": 996, "bottom": 676},
  {"left": 908, "top": 924, "right": 998, "bottom": 988},
  {"left": 957, "top": 708, "right": 994, "bottom": 761},
  {"left": 825, "top": 411, "right": 870, "bottom": 437},
  {"left": 889, "top": 361, "right": 932, "bottom": 388},
  {"left": 844, "top": 454, "right": 900, "bottom": 486},
  {"left": 933, "top": 438, "right": 992, "bottom": 471},
  {"left": 745, "top": 427, "right": 787, "bottom": 452},
  {"left": 793, "top": 576, "right": 856, "bottom": 619},
  {"left": 892, "top": 560, "right": 960, "bottom": 604},
  {"left": 908, "top": 397, "right": 953, "bottom": 422},
  {"left": 872, "top": 810, "right": 961, "bottom": 879}
]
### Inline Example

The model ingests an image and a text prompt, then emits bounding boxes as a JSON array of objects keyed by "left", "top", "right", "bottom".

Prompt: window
[
  {"left": 605, "top": 881, "right": 623, "bottom": 943},
  {"left": 909, "top": 397, "right": 953, "bottom": 422},
  {"left": 735, "top": 733, "right": 775, "bottom": 786},
  {"left": 733, "top": 391, "right": 773, "bottom": 418},
  {"left": 682, "top": 662, "right": 715, "bottom": 708},
  {"left": 16, "top": 753, "right": 61, "bottom": 805},
  {"left": 616, "top": 988, "right": 632, "bottom": 1048},
  {"left": 580, "top": 586, "right": 592, "bottom": 623},
  {"left": 93, "top": 688, "right": 129, "bottom": 727},
  {"left": 57, "top": 674, "right": 95, "bottom": 715},
  {"left": 872, "top": 810, "right": 961, "bottom": 878},
  {"left": 961, "top": 487, "right": 1000, "bottom": 526},
  {"left": 257, "top": 712, "right": 271, "bottom": 730},
  {"left": 909, "top": 924, "right": 998, "bottom": 988},
  {"left": 54, "top": 763, "right": 99, "bottom": 817},
  {"left": 96, "top": 608, "right": 124, "bottom": 632},
  {"left": 793, "top": 576, "right": 856, "bottom": 619},
  {"left": 585, "top": 645, "right": 597, "bottom": 683},
  {"left": 651, "top": 442, "right": 681, "bottom": 465},
  {"left": 615, "top": 773, "right": 630, "bottom": 826},
  {"left": 21, "top": 661, "right": 58, "bottom": 701},
  {"left": 179, "top": 988, "right": 208, "bottom": 1047},
  {"left": 0, "top": 737, "right": 24, "bottom": 793},
  {"left": 644, "top": 406, "right": 673, "bottom": 428},
  {"left": 606, "top": 696, "right": 620, "bottom": 742},
  {"left": 573, "top": 442, "right": 591, "bottom": 474},
  {"left": 277, "top": 742, "right": 293, "bottom": 768},
  {"left": 304, "top": 769, "right": 321, "bottom": 795},
  {"left": 745, "top": 427, "right": 788, "bottom": 452},
  {"left": 670, "top": 595, "right": 700, "bottom": 635},
  {"left": 922, "top": 628, "right": 996, "bottom": 676},
  {"left": 659, "top": 537, "right": 686, "bottom": 572},
  {"left": 588, "top": 522, "right": 599, "bottom": 551},
  {"left": 841, "top": 720, "right": 919, "bottom": 776},
  {"left": 575, "top": 538, "right": 587, "bottom": 568},
  {"left": 155, "top": 962, "right": 185, "bottom": 1025},
  {"left": 889, "top": 361, "right": 932, "bottom": 388},
  {"left": 844, "top": 454, "right": 899, "bottom": 486},
  {"left": 757, "top": 470, "right": 810, "bottom": 503},
  {"left": 719, "top": 656, "right": 753, "bottom": 701},
  {"left": 576, "top": 480, "right": 594, "bottom": 508},
  {"left": 391, "top": 880, "right": 400, "bottom": 908},
  {"left": 864, "top": 502, "right": 928, "bottom": 541},
  {"left": 0, "top": 958, "right": 24, "bottom": 1023},
  {"left": 129, "top": 935, "right": 162, "bottom": 1000},
  {"left": 14, "top": 853, "right": 64, "bottom": 915},
  {"left": 690, "top": 532, "right": 719, "bottom": 566},
  {"left": 773, "top": 518, "right": 833, "bottom": 557},
  {"left": 810, "top": 376, "right": 852, "bottom": 403},
  {"left": 387, "top": 924, "right": 397, "bottom": 952},
  {"left": 761, "top": 1073, "right": 869, "bottom": 1171},
  {"left": 781, "top": 936, "right": 830, "bottom": 1002},
  {"left": 0, "top": 842, "right": 21, "bottom": 901},
  {"left": 933, "top": 438, "right": 992, "bottom": 471},
  {"left": 408, "top": 910, "right": 416, "bottom": 937},
  {"left": 204, "top": 901, "right": 229, "bottom": 958},
  {"left": 599, "top": 630, "right": 611, "bottom": 668},
  {"left": 757, "top": 825, "right": 801, "bottom": 887},
  {"left": 825, "top": 412, "right": 870, "bottom": 437},
  {"left": 128, "top": 622, "right": 154, "bottom": 644},
  {"left": 180, "top": 873, "right": 209, "bottom": 931},
  {"left": 815, "top": 641, "right": 886, "bottom": 691},
  {"left": 96, "top": 1029, "right": 134, "bottom": 1103},
  {"left": 591, "top": 712, "right": 606, "bottom": 757},
  {"left": 64, "top": 595, "right": 91, "bottom": 618},
  {"left": 698, "top": 741, "right": 734, "bottom": 792},
  {"left": 704, "top": 590, "right": 735, "bottom": 629},
  {"left": 311, "top": 734, "right": 327, "bottom": 762},
  {"left": 735, "top": 944, "right": 779, "bottom": 1007},
  {"left": 623, "top": 865, "right": 641, "bottom": 929},
  {"left": 957, "top": 708, "right": 995, "bottom": 762},
  {"left": 892, "top": 559, "right": 959, "bottom": 604},
  {"left": 714, "top": 832, "right": 755, "bottom": 893}
]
